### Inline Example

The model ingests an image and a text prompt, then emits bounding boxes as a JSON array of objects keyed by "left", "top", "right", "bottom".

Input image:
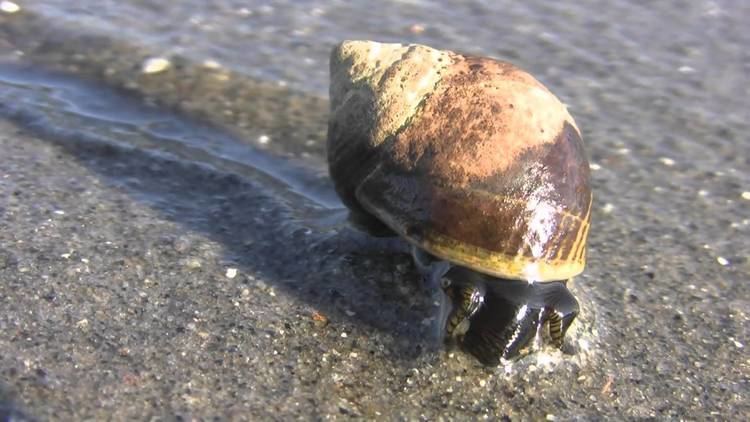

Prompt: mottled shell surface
[{"left": 328, "top": 41, "right": 592, "bottom": 282}]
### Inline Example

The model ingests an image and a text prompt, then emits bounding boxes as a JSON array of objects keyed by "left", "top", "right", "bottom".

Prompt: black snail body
[{"left": 327, "top": 41, "right": 592, "bottom": 365}]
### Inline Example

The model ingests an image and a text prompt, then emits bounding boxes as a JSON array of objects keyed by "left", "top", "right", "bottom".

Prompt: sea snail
[{"left": 327, "top": 41, "right": 592, "bottom": 365}]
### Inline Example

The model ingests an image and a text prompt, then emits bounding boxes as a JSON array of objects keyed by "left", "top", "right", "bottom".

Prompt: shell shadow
[
  {"left": 0, "top": 382, "right": 34, "bottom": 422},
  {"left": 0, "top": 63, "right": 437, "bottom": 363}
]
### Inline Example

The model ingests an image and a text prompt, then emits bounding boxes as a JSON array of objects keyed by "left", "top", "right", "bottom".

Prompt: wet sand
[{"left": 1, "top": 2, "right": 748, "bottom": 420}]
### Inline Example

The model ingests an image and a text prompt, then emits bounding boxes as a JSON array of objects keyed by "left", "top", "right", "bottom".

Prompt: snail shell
[{"left": 327, "top": 40, "right": 591, "bottom": 282}]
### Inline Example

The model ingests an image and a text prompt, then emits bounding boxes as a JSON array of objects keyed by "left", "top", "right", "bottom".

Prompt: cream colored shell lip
[{"left": 358, "top": 192, "right": 588, "bottom": 282}]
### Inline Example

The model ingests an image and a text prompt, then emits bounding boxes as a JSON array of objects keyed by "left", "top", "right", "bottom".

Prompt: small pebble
[
  {"left": 716, "top": 256, "right": 729, "bottom": 266},
  {"left": 0, "top": 1, "right": 20, "bottom": 14},
  {"left": 312, "top": 311, "right": 329, "bottom": 327},
  {"left": 203, "top": 59, "right": 221, "bottom": 69},
  {"left": 659, "top": 157, "right": 676, "bottom": 166},
  {"left": 225, "top": 268, "right": 238, "bottom": 279},
  {"left": 340, "top": 332, "right": 348, "bottom": 338},
  {"left": 741, "top": 192, "right": 750, "bottom": 201},
  {"left": 589, "top": 163, "right": 601, "bottom": 171},
  {"left": 409, "top": 23, "right": 426, "bottom": 34},
  {"left": 602, "top": 203, "right": 614, "bottom": 214},
  {"left": 733, "top": 340, "right": 744, "bottom": 349},
  {"left": 678, "top": 65, "right": 695, "bottom": 73},
  {"left": 258, "top": 135, "right": 270, "bottom": 144},
  {"left": 546, "top": 414, "right": 556, "bottom": 421},
  {"left": 185, "top": 258, "right": 202, "bottom": 269},
  {"left": 141, "top": 57, "right": 171, "bottom": 74}
]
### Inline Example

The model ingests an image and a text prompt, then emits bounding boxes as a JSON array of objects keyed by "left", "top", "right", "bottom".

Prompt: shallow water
[
  {"left": 1, "top": 0, "right": 748, "bottom": 419},
  {"left": 0, "top": 63, "right": 338, "bottom": 207}
]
